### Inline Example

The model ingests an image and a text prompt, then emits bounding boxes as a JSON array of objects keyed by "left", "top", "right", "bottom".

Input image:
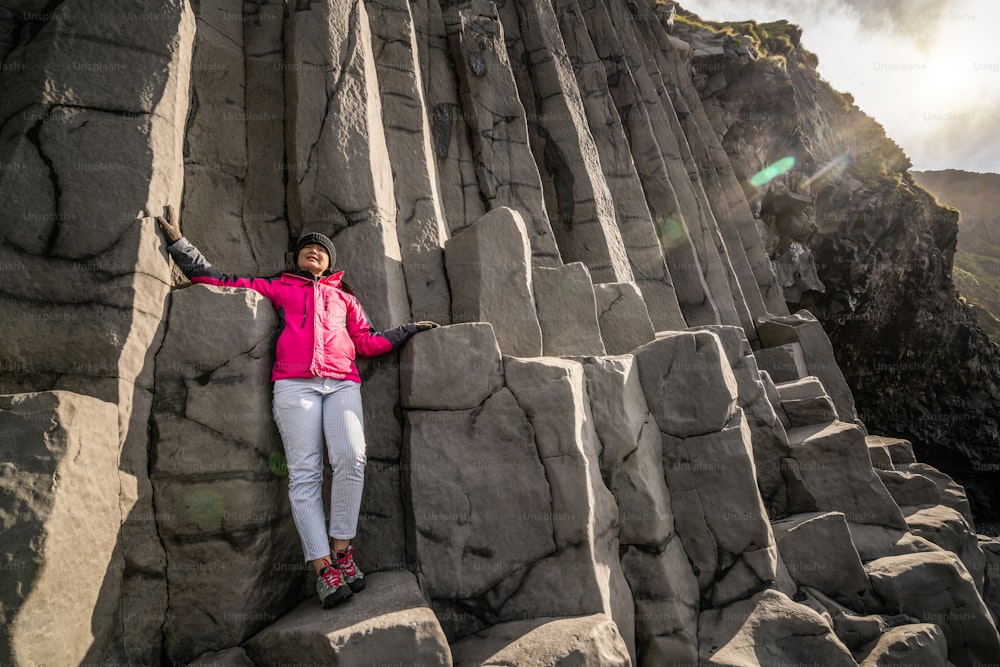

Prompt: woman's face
[{"left": 297, "top": 243, "right": 330, "bottom": 276}]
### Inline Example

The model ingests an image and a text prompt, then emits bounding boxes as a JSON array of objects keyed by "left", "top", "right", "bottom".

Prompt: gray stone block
[
  {"left": 533, "top": 263, "right": 606, "bottom": 357},
  {"left": 445, "top": 207, "right": 543, "bottom": 357},
  {"left": 244, "top": 571, "right": 451, "bottom": 666},
  {"left": 400, "top": 322, "right": 504, "bottom": 410}
]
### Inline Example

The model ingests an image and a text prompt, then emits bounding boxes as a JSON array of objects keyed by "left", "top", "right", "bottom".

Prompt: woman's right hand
[
  {"left": 154, "top": 204, "right": 183, "bottom": 244},
  {"left": 415, "top": 321, "right": 441, "bottom": 331}
]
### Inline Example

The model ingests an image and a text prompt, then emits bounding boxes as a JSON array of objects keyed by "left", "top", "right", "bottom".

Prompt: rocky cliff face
[
  {"left": 2, "top": 1, "right": 999, "bottom": 666},
  {"left": 672, "top": 13, "right": 1000, "bottom": 527},
  {"left": 912, "top": 169, "right": 1000, "bottom": 340}
]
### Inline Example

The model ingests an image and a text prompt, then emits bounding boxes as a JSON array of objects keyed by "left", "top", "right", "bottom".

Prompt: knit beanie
[{"left": 295, "top": 232, "right": 336, "bottom": 269}]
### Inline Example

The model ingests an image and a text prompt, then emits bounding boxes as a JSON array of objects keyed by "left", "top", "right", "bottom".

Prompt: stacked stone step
[
  {"left": 754, "top": 317, "right": 1000, "bottom": 665},
  {"left": 774, "top": 376, "right": 838, "bottom": 428}
]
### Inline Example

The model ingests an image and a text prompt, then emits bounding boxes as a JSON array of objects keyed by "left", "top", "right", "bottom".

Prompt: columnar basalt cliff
[{"left": 2, "top": 1, "right": 999, "bottom": 666}]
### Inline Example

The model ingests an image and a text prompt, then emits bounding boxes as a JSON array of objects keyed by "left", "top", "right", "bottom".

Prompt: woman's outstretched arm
[{"left": 154, "top": 205, "right": 280, "bottom": 299}]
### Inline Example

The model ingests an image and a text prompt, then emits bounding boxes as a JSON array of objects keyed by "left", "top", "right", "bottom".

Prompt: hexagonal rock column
[
  {"left": 151, "top": 285, "right": 302, "bottom": 664},
  {"left": 283, "top": 0, "right": 411, "bottom": 329},
  {"left": 633, "top": 10, "right": 784, "bottom": 321},
  {"left": 244, "top": 570, "right": 451, "bottom": 666},
  {"left": 575, "top": 354, "right": 698, "bottom": 664},
  {"left": 551, "top": 0, "right": 687, "bottom": 332},
  {"left": 505, "top": 0, "right": 634, "bottom": 285},
  {"left": 444, "top": 206, "right": 543, "bottom": 357},
  {"left": 242, "top": 0, "right": 291, "bottom": 277},
  {"left": 404, "top": 387, "right": 554, "bottom": 600},
  {"left": 662, "top": 412, "right": 779, "bottom": 606},
  {"left": 578, "top": 0, "right": 723, "bottom": 329},
  {"left": 632, "top": 331, "right": 778, "bottom": 605},
  {"left": 692, "top": 324, "right": 795, "bottom": 518},
  {"left": 533, "top": 263, "right": 606, "bottom": 357},
  {"left": 400, "top": 323, "right": 505, "bottom": 410},
  {"left": 865, "top": 550, "right": 1000, "bottom": 667},
  {"left": 632, "top": 330, "right": 738, "bottom": 438},
  {"left": 412, "top": 0, "right": 487, "bottom": 233},
  {"left": 182, "top": 0, "right": 267, "bottom": 277},
  {"left": 365, "top": 0, "right": 452, "bottom": 324},
  {"left": 620, "top": 538, "right": 700, "bottom": 665},
  {"left": 577, "top": 355, "right": 671, "bottom": 547},
  {"left": 503, "top": 356, "right": 635, "bottom": 661},
  {"left": 450, "top": 614, "right": 630, "bottom": 667},
  {"left": 0, "top": 5, "right": 195, "bottom": 658},
  {"left": 0, "top": 391, "right": 120, "bottom": 667},
  {"left": 442, "top": 0, "right": 561, "bottom": 267}
]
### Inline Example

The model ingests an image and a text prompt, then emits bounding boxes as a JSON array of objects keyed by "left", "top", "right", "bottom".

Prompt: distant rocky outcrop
[
  {"left": 2, "top": 1, "right": 999, "bottom": 666},
  {"left": 912, "top": 169, "right": 1000, "bottom": 341}
]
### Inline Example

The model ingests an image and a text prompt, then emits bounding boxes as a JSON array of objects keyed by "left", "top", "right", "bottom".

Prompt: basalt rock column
[
  {"left": 412, "top": 0, "right": 487, "bottom": 234},
  {"left": 643, "top": 12, "right": 787, "bottom": 319},
  {"left": 0, "top": 2, "right": 195, "bottom": 663},
  {"left": 243, "top": 0, "right": 292, "bottom": 275},
  {"left": 442, "top": 0, "right": 561, "bottom": 268},
  {"left": 283, "top": 0, "right": 410, "bottom": 327},
  {"left": 627, "top": 13, "right": 756, "bottom": 334},
  {"left": 365, "top": 0, "right": 452, "bottom": 323},
  {"left": 611, "top": 0, "right": 750, "bottom": 332},
  {"left": 0, "top": 393, "right": 121, "bottom": 666},
  {"left": 503, "top": 0, "right": 633, "bottom": 285},
  {"left": 552, "top": 0, "right": 685, "bottom": 330},
  {"left": 151, "top": 286, "right": 302, "bottom": 664},
  {"left": 582, "top": 0, "right": 719, "bottom": 328},
  {"left": 182, "top": 1, "right": 258, "bottom": 275}
]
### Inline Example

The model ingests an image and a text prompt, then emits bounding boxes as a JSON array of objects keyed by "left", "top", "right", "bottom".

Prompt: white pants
[{"left": 272, "top": 377, "right": 366, "bottom": 562}]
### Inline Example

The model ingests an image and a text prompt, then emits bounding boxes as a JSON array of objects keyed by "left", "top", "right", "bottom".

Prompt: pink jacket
[{"left": 167, "top": 237, "right": 416, "bottom": 383}]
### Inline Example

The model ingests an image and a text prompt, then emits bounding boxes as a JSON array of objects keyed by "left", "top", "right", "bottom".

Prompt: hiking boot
[
  {"left": 316, "top": 563, "right": 352, "bottom": 608},
  {"left": 335, "top": 545, "right": 366, "bottom": 593}
]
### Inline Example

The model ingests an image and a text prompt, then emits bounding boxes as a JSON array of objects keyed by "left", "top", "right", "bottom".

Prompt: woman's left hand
[{"left": 415, "top": 321, "right": 441, "bottom": 331}]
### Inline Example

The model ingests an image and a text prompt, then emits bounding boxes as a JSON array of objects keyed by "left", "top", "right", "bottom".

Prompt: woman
[{"left": 155, "top": 205, "right": 438, "bottom": 608}]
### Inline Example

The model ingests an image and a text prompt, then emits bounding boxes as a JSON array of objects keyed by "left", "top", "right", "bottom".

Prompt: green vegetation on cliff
[{"left": 672, "top": 10, "right": 799, "bottom": 65}]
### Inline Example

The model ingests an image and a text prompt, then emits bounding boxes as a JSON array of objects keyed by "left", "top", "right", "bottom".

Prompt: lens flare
[
  {"left": 749, "top": 156, "right": 796, "bottom": 187},
  {"left": 657, "top": 216, "right": 687, "bottom": 248},
  {"left": 799, "top": 153, "right": 850, "bottom": 189}
]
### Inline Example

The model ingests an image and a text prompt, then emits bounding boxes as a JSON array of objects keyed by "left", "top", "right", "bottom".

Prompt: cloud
[
  {"left": 839, "top": 0, "right": 962, "bottom": 52},
  {"left": 679, "top": 0, "right": 962, "bottom": 51}
]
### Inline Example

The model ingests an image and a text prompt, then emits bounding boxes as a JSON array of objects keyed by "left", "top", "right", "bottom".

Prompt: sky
[{"left": 678, "top": 0, "right": 1000, "bottom": 174}]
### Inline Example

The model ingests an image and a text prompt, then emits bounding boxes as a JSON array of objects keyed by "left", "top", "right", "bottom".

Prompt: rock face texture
[{"left": 1, "top": 1, "right": 998, "bottom": 666}]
